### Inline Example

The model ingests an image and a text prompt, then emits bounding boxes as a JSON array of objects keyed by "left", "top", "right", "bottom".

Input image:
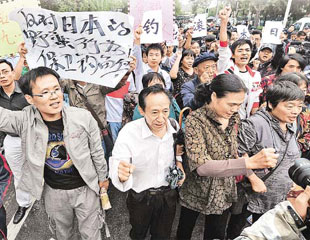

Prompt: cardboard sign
[
  {"left": 262, "top": 21, "right": 283, "bottom": 44},
  {"left": 10, "top": 8, "right": 134, "bottom": 88},
  {"left": 129, "top": 0, "right": 174, "bottom": 42},
  {"left": 192, "top": 14, "right": 207, "bottom": 38},
  {"left": 140, "top": 10, "right": 163, "bottom": 44}
]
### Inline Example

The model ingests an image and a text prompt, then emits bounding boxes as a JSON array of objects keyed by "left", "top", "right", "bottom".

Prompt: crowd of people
[{"left": 1, "top": 5, "right": 310, "bottom": 240}]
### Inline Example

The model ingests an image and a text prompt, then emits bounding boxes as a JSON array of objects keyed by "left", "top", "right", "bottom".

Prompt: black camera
[
  {"left": 289, "top": 41, "right": 310, "bottom": 65},
  {"left": 289, "top": 158, "right": 310, "bottom": 189}
]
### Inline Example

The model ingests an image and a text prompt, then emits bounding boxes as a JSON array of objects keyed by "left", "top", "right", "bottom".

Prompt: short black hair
[
  {"left": 276, "top": 53, "right": 306, "bottom": 75},
  {"left": 0, "top": 59, "right": 14, "bottom": 71},
  {"left": 180, "top": 49, "right": 195, "bottom": 66},
  {"left": 138, "top": 84, "right": 172, "bottom": 111},
  {"left": 142, "top": 72, "right": 166, "bottom": 89},
  {"left": 194, "top": 73, "right": 248, "bottom": 106},
  {"left": 297, "top": 31, "right": 307, "bottom": 37},
  {"left": 146, "top": 44, "right": 164, "bottom": 57},
  {"left": 230, "top": 39, "right": 252, "bottom": 55},
  {"left": 251, "top": 30, "right": 262, "bottom": 38},
  {"left": 275, "top": 72, "right": 308, "bottom": 88},
  {"left": 266, "top": 81, "right": 305, "bottom": 111},
  {"left": 19, "top": 66, "right": 60, "bottom": 95}
]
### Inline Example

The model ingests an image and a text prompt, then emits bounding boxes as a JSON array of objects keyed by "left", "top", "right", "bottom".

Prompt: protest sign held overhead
[
  {"left": 9, "top": 8, "right": 134, "bottom": 88},
  {"left": 236, "top": 25, "right": 250, "bottom": 39},
  {"left": 140, "top": 10, "right": 163, "bottom": 44},
  {"left": 129, "top": 0, "right": 174, "bottom": 42},
  {"left": 262, "top": 21, "right": 283, "bottom": 44},
  {"left": 192, "top": 14, "right": 207, "bottom": 38},
  {"left": 0, "top": 0, "right": 40, "bottom": 57},
  {"left": 166, "top": 23, "right": 179, "bottom": 46}
]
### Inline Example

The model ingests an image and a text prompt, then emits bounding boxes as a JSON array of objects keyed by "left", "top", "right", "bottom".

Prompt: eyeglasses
[
  {"left": 0, "top": 70, "right": 11, "bottom": 77},
  {"left": 32, "top": 87, "right": 63, "bottom": 99}
]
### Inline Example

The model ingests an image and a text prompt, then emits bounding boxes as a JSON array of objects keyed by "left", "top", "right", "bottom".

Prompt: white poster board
[
  {"left": 9, "top": 8, "right": 134, "bottom": 88},
  {"left": 262, "top": 21, "right": 283, "bottom": 44},
  {"left": 140, "top": 10, "right": 163, "bottom": 44},
  {"left": 192, "top": 14, "right": 207, "bottom": 38}
]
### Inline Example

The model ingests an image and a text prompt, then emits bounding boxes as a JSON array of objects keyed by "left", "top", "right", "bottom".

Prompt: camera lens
[{"left": 289, "top": 158, "right": 310, "bottom": 189}]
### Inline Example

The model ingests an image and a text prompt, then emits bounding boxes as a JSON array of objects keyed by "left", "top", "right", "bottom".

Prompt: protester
[
  {"left": 0, "top": 59, "right": 33, "bottom": 224},
  {"left": 177, "top": 74, "right": 278, "bottom": 240},
  {"left": 181, "top": 52, "right": 218, "bottom": 109},
  {"left": 237, "top": 81, "right": 304, "bottom": 226},
  {"left": 132, "top": 72, "right": 182, "bottom": 125},
  {"left": 110, "top": 85, "right": 185, "bottom": 239},
  {"left": 133, "top": 26, "right": 172, "bottom": 93},
  {"left": 0, "top": 67, "right": 109, "bottom": 240},
  {"left": 170, "top": 49, "right": 196, "bottom": 108},
  {"left": 217, "top": 6, "right": 262, "bottom": 119},
  {"left": 260, "top": 53, "right": 307, "bottom": 104}
]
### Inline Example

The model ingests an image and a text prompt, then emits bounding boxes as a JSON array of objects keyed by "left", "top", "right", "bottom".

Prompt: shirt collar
[
  {"left": 145, "top": 64, "right": 163, "bottom": 74},
  {"left": 0, "top": 81, "right": 22, "bottom": 98},
  {"left": 141, "top": 118, "right": 176, "bottom": 139}
]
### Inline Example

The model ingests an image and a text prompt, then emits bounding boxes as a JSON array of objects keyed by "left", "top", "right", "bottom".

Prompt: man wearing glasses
[
  {"left": 0, "top": 66, "right": 108, "bottom": 240},
  {"left": 0, "top": 59, "right": 32, "bottom": 224}
]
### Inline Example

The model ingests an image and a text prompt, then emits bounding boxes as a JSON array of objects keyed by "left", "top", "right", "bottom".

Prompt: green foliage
[{"left": 40, "top": 0, "right": 128, "bottom": 12}]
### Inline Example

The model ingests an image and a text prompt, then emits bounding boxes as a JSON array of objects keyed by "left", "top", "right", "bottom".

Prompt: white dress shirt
[{"left": 109, "top": 118, "right": 178, "bottom": 193}]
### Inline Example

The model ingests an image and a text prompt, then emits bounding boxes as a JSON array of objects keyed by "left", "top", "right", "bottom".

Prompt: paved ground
[{"left": 5, "top": 181, "right": 205, "bottom": 240}]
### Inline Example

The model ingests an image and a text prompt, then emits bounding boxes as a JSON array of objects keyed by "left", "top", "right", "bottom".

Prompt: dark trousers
[
  {"left": 126, "top": 188, "right": 178, "bottom": 240},
  {"left": 226, "top": 204, "right": 251, "bottom": 239},
  {"left": 0, "top": 205, "right": 6, "bottom": 239},
  {"left": 177, "top": 206, "right": 230, "bottom": 240}
]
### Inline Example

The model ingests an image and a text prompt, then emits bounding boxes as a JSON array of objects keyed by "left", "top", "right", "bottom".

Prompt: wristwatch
[{"left": 287, "top": 205, "right": 307, "bottom": 231}]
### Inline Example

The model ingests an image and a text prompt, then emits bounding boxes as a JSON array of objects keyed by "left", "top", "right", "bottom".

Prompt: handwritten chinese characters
[{"left": 9, "top": 8, "right": 134, "bottom": 88}]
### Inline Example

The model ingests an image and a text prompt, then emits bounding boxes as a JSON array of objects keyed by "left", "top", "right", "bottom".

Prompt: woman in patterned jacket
[{"left": 176, "top": 74, "right": 279, "bottom": 240}]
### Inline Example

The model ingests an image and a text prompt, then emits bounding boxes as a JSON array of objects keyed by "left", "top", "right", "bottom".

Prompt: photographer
[
  {"left": 235, "top": 185, "right": 310, "bottom": 239},
  {"left": 235, "top": 158, "right": 310, "bottom": 240}
]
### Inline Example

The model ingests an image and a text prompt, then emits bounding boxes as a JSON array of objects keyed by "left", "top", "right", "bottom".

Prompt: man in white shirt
[{"left": 109, "top": 85, "right": 185, "bottom": 239}]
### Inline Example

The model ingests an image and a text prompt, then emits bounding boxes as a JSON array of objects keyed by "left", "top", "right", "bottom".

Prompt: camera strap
[{"left": 261, "top": 134, "right": 293, "bottom": 182}]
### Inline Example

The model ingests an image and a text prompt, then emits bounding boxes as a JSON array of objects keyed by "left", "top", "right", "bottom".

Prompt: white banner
[
  {"left": 262, "top": 21, "right": 283, "bottom": 44},
  {"left": 166, "top": 23, "right": 179, "bottom": 46},
  {"left": 192, "top": 14, "right": 207, "bottom": 38},
  {"left": 9, "top": 8, "right": 134, "bottom": 88},
  {"left": 236, "top": 25, "right": 250, "bottom": 39},
  {"left": 140, "top": 10, "right": 163, "bottom": 44}
]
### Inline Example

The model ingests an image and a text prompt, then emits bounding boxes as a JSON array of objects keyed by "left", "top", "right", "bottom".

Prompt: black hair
[
  {"left": 230, "top": 39, "right": 252, "bottom": 55},
  {"left": 194, "top": 73, "right": 248, "bottom": 106},
  {"left": 297, "top": 31, "right": 307, "bottom": 37},
  {"left": 19, "top": 66, "right": 60, "bottom": 95},
  {"left": 179, "top": 49, "right": 195, "bottom": 67},
  {"left": 0, "top": 59, "right": 14, "bottom": 71},
  {"left": 227, "top": 31, "right": 232, "bottom": 40},
  {"left": 276, "top": 53, "right": 306, "bottom": 75},
  {"left": 138, "top": 84, "right": 172, "bottom": 111},
  {"left": 142, "top": 72, "right": 166, "bottom": 89},
  {"left": 251, "top": 30, "right": 262, "bottom": 38},
  {"left": 266, "top": 81, "right": 305, "bottom": 111},
  {"left": 275, "top": 72, "right": 308, "bottom": 88},
  {"left": 146, "top": 44, "right": 164, "bottom": 57},
  {"left": 191, "top": 40, "right": 200, "bottom": 46}
]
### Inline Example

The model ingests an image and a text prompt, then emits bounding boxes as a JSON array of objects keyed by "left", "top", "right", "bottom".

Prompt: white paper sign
[
  {"left": 141, "top": 10, "right": 163, "bottom": 44},
  {"left": 262, "top": 21, "right": 283, "bottom": 44},
  {"left": 192, "top": 14, "right": 207, "bottom": 38},
  {"left": 237, "top": 25, "right": 250, "bottom": 39},
  {"left": 9, "top": 8, "right": 134, "bottom": 88},
  {"left": 166, "top": 23, "right": 179, "bottom": 46}
]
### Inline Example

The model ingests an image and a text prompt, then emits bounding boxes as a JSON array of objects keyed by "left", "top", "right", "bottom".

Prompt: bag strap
[
  {"left": 261, "top": 133, "right": 293, "bottom": 182},
  {"left": 74, "top": 87, "right": 105, "bottom": 130}
]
